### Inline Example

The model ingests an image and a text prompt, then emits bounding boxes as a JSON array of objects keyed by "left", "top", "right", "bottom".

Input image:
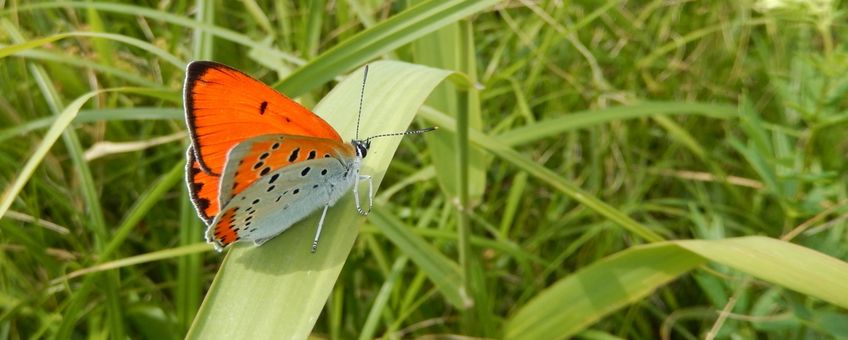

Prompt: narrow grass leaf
[
  {"left": 0, "top": 90, "right": 103, "bottom": 219},
  {"left": 3, "top": 2, "right": 302, "bottom": 65},
  {"left": 495, "top": 101, "right": 737, "bottom": 147},
  {"left": 279, "top": 0, "right": 499, "bottom": 97},
  {"left": 369, "top": 207, "right": 467, "bottom": 308},
  {"left": 0, "top": 31, "right": 184, "bottom": 68},
  {"left": 420, "top": 107, "right": 665, "bottom": 242}
]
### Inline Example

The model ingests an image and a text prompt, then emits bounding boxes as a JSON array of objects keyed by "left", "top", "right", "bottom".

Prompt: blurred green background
[{"left": 2, "top": 0, "right": 848, "bottom": 339}]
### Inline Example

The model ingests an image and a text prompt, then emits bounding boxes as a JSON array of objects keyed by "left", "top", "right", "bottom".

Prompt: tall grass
[{"left": 1, "top": 1, "right": 847, "bottom": 339}]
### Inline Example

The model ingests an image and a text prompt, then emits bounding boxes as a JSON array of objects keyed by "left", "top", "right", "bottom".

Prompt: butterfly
[{"left": 183, "top": 61, "right": 433, "bottom": 252}]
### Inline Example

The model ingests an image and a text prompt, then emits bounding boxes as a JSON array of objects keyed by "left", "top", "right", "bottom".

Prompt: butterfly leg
[
  {"left": 311, "top": 203, "right": 330, "bottom": 253},
  {"left": 354, "top": 175, "right": 373, "bottom": 216}
]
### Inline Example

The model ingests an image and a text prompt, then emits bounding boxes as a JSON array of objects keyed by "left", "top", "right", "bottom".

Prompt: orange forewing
[
  {"left": 186, "top": 148, "right": 220, "bottom": 224},
  {"left": 184, "top": 61, "right": 342, "bottom": 175},
  {"left": 220, "top": 135, "right": 355, "bottom": 204}
]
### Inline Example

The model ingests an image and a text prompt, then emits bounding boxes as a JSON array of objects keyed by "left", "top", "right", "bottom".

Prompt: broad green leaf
[
  {"left": 186, "top": 61, "right": 453, "bottom": 339},
  {"left": 505, "top": 237, "right": 848, "bottom": 339}
]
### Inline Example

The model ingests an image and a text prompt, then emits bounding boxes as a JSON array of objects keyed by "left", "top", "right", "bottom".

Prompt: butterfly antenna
[
  {"left": 365, "top": 127, "right": 438, "bottom": 143},
  {"left": 356, "top": 64, "right": 369, "bottom": 141}
]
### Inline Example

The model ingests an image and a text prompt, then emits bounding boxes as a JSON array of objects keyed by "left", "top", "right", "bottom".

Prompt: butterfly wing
[
  {"left": 216, "top": 134, "right": 356, "bottom": 209},
  {"left": 205, "top": 156, "right": 359, "bottom": 250},
  {"left": 184, "top": 61, "right": 343, "bottom": 175},
  {"left": 186, "top": 147, "right": 220, "bottom": 225}
]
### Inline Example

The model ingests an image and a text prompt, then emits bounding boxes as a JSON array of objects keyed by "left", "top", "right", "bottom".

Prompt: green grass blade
[
  {"left": 0, "top": 31, "right": 185, "bottom": 68},
  {"left": 279, "top": 0, "right": 499, "bottom": 97},
  {"left": 3, "top": 2, "right": 303, "bottom": 64},
  {"left": 369, "top": 207, "right": 467, "bottom": 308},
  {"left": 0, "top": 90, "right": 102, "bottom": 220},
  {"left": 419, "top": 107, "right": 665, "bottom": 243},
  {"left": 495, "top": 101, "right": 737, "bottom": 147},
  {"left": 186, "top": 61, "right": 453, "bottom": 339},
  {"left": 505, "top": 236, "right": 848, "bottom": 339},
  {"left": 358, "top": 256, "right": 408, "bottom": 340}
]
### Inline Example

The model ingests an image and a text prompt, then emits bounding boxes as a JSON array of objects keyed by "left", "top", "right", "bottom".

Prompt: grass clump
[{"left": 1, "top": 1, "right": 847, "bottom": 339}]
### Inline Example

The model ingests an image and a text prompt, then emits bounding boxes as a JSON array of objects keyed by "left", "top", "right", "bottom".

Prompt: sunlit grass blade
[
  {"left": 279, "top": 0, "right": 499, "bottom": 97},
  {"left": 186, "top": 61, "right": 453, "bottom": 339},
  {"left": 0, "top": 90, "right": 102, "bottom": 221},
  {"left": 505, "top": 236, "right": 848, "bottom": 339},
  {"left": 52, "top": 243, "right": 209, "bottom": 283}
]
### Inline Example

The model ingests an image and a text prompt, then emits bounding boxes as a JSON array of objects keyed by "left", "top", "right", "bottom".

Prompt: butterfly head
[{"left": 352, "top": 139, "right": 370, "bottom": 158}]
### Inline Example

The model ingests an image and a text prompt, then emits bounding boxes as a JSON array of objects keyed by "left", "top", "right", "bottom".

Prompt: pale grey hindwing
[
  {"left": 216, "top": 135, "right": 275, "bottom": 209},
  {"left": 206, "top": 157, "right": 358, "bottom": 245}
]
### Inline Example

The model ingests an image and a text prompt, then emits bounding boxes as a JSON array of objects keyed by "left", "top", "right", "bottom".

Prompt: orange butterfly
[{"left": 184, "top": 61, "right": 432, "bottom": 252}]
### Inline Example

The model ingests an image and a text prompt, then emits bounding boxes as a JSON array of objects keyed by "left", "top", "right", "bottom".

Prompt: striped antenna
[{"left": 355, "top": 65, "right": 369, "bottom": 140}]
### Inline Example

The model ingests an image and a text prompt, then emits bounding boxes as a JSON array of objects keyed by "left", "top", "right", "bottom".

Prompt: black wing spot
[
  {"left": 269, "top": 173, "right": 279, "bottom": 184},
  {"left": 321, "top": 169, "right": 327, "bottom": 176},
  {"left": 191, "top": 181, "right": 204, "bottom": 192},
  {"left": 312, "top": 184, "right": 318, "bottom": 189},
  {"left": 285, "top": 117, "right": 291, "bottom": 123},
  {"left": 196, "top": 198, "right": 210, "bottom": 211},
  {"left": 245, "top": 216, "right": 253, "bottom": 222},
  {"left": 245, "top": 222, "right": 252, "bottom": 226},
  {"left": 232, "top": 182, "right": 239, "bottom": 189},
  {"left": 252, "top": 198, "right": 260, "bottom": 205},
  {"left": 307, "top": 150, "right": 316, "bottom": 160},
  {"left": 293, "top": 189, "right": 299, "bottom": 195},
  {"left": 289, "top": 148, "right": 300, "bottom": 162},
  {"left": 260, "top": 167, "right": 271, "bottom": 176},
  {"left": 259, "top": 152, "right": 270, "bottom": 160},
  {"left": 250, "top": 228, "right": 257, "bottom": 232},
  {"left": 267, "top": 185, "right": 275, "bottom": 192},
  {"left": 324, "top": 153, "right": 330, "bottom": 158},
  {"left": 253, "top": 161, "right": 264, "bottom": 170},
  {"left": 259, "top": 101, "right": 268, "bottom": 115},
  {"left": 301, "top": 167, "right": 310, "bottom": 176},
  {"left": 276, "top": 196, "right": 282, "bottom": 202},
  {"left": 271, "top": 142, "right": 281, "bottom": 150}
]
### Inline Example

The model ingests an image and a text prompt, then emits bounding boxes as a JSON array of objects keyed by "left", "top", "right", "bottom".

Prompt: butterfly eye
[{"left": 353, "top": 141, "right": 368, "bottom": 158}]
